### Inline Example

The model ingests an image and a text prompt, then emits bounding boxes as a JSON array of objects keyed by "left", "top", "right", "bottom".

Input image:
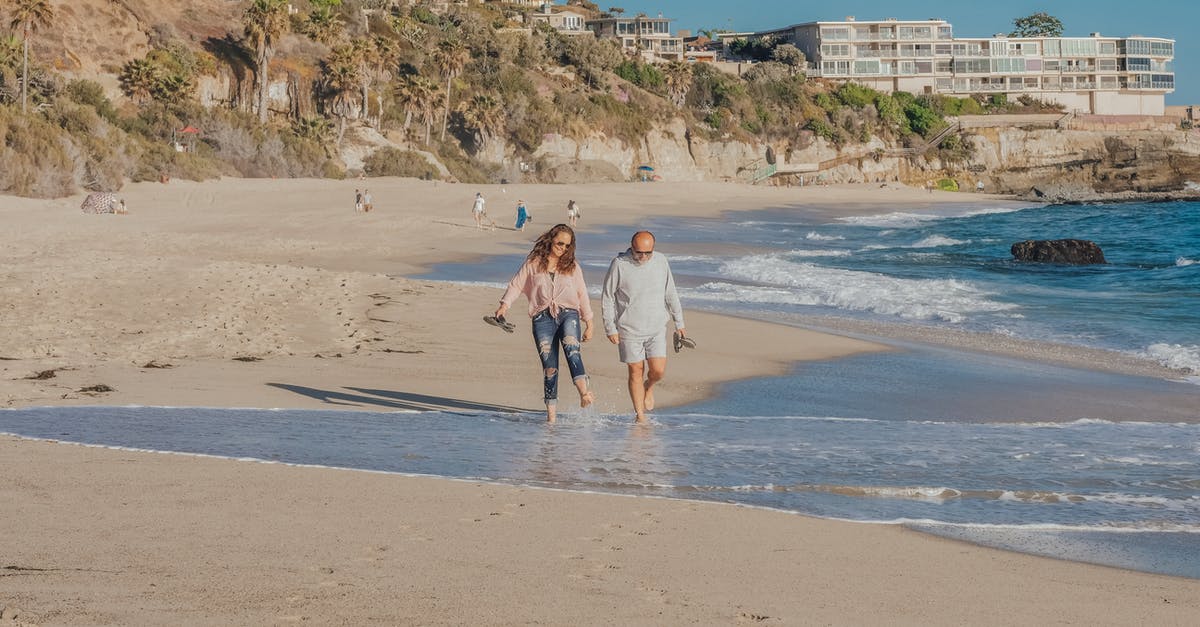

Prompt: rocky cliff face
[{"left": 966, "top": 126, "right": 1200, "bottom": 201}]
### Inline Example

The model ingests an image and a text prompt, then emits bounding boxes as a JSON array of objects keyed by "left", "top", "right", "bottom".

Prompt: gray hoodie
[{"left": 601, "top": 248, "right": 685, "bottom": 339}]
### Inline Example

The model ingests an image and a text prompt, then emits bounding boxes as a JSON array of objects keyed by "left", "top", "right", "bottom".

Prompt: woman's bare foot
[
  {"left": 546, "top": 405, "right": 557, "bottom": 423},
  {"left": 580, "top": 390, "right": 595, "bottom": 408}
]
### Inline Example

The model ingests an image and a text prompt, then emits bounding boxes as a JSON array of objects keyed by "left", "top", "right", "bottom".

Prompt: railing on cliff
[
  {"left": 744, "top": 119, "right": 963, "bottom": 183},
  {"left": 750, "top": 163, "right": 777, "bottom": 183}
]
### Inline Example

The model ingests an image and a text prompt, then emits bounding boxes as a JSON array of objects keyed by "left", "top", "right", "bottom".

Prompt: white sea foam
[
  {"left": 1138, "top": 343, "right": 1200, "bottom": 374},
  {"left": 805, "top": 231, "right": 845, "bottom": 241},
  {"left": 787, "top": 249, "right": 852, "bottom": 258},
  {"left": 688, "top": 255, "right": 1016, "bottom": 323},
  {"left": 893, "top": 519, "right": 1200, "bottom": 534},
  {"left": 838, "top": 212, "right": 945, "bottom": 228},
  {"left": 1176, "top": 256, "right": 1197, "bottom": 267},
  {"left": 909, "top": 235, "right": 968, "bottom": 248},
  {"left": 837, "top": 206, "right": 1026, "bottom": 229}
]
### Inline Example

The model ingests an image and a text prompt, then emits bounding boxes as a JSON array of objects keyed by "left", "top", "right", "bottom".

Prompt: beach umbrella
[
  {"left": 637, "top": 165, "right": 655, "bottom": 171},
  {"left": 80, "top": 192, "right": 122, "bottom": 214}
]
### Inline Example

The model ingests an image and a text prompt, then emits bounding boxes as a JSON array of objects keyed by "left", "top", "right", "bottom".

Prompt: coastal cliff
[{"left": 7, "top": 0, "right": 1200, "bottom": 202}]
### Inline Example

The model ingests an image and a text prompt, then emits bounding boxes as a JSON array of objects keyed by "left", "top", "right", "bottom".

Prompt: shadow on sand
[{"left": 268, "top": 383, "right": 529, "bottom": 414}]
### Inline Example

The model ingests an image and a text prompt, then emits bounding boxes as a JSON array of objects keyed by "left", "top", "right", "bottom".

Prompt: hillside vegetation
[{"left": 2, "top": 0, "right": 1060, "bottom": 198}]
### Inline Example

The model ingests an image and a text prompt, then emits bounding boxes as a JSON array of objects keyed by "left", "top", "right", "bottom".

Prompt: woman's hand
[
  {"left": 494, "top": 303, "right": 508, "bottom": 319},
  {"left": 582, "top": 321, "right": 593, "bottom": 342}
]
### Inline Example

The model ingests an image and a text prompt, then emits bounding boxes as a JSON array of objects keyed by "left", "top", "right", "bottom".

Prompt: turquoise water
[{"left": 4, "top": 199, "right": 1198, "bottom": 579}]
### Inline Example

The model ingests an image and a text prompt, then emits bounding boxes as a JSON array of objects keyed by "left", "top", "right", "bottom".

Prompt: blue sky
[{"left": 611, "top": 1, "right": 1198, "bottom": 104}]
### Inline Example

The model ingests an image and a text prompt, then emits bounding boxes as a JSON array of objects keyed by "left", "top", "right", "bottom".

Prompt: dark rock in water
[{"left": 1011, "top": 239, "right": 1107, "bottom": 265}]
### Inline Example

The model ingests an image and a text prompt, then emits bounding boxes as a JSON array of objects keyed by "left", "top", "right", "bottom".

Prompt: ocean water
[
  {"left": 5, "top": 198, "right": 1199, "bottom": 579},
  {"left": 436, "top": 199, "right": 1200, "bottom": 374}
]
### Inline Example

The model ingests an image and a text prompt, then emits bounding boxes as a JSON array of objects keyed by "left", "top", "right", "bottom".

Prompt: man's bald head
[{"left": 632, "top": 231, "right": 655, "bottom": 249}]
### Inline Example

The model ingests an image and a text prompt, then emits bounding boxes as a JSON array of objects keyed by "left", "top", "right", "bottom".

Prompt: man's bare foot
[
  {"left": 580, "top": 390, "right": 595, "bottom": 408},
  {"left": 643, "top": 386, "right": 655, "bottom": 411},
  {"left": 634, "top": 413, "right": 648, "bottom": 424}
]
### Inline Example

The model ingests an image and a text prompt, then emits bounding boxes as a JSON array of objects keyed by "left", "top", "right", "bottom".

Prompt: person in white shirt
[{"left": 601, "top": 231, "right": 686, "bottom": 423}]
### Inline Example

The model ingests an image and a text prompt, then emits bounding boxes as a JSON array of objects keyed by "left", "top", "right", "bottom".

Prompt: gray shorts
[{"left": 617, "top": 330, "right": 668, "bottom": 363}]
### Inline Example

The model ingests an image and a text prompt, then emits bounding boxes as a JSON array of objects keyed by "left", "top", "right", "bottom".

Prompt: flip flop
[
  {"left": 484, "top": 315, "right": 516, "bottom": 333},
  {"left": 673, "top": 331, "right": 696, "bottom": 353}
]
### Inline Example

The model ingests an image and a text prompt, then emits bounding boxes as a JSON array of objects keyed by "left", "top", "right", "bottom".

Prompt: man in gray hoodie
[{"left": 601, "top": 231, "right": 686, "bottom": 423}]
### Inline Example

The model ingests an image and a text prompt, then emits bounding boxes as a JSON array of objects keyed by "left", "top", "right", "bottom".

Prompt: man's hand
[
  {"left": 607, "top": 333, "right": 619, "bottom": 344},
  {"left": 676, "top": 328, "right": 686, "bottom": 338}
]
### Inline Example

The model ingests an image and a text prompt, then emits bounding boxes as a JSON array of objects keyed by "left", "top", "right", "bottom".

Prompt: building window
[
  {"left": 953, "top": 59, "right": 990, "bottom": 74},
  {"left": 1099, "top": 41, "right": 1117, "bottom": 55},
  {"left": 823, "top": 27, "right": 850, "bottom": 41},
  {"left": 991, "top": 57, "right": 1027, "bottom": 73},
  {"left": 937, "top": 26, "right": 953, "bottom": 40},
  {"left": 1127, "top": 57, "right": 1151, "bottom": 71},
  {"left": 854, "top": 59, "right": 881, "bottom": 75},
  {"left": 1151, "top": 41, "right": 1173, "bottom": 56},
  {"left": 1097, "top": 59, "right": 1118, "bottom": 71},
  {"left": 822, "top": 60, "right": 850, "bottom": 75},
  {"left": 822, "top": 44, "right": 850, "bottom": 56}
]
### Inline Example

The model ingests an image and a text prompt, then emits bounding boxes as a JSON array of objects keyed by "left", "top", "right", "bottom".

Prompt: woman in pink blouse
[{"left": 494, "top": 224, "right": 595, "bottom": 422}]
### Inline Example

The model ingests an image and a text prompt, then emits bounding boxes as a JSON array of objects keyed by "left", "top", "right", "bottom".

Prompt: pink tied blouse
[{"left": 500, "top": 260, "right": 594, "bottom": 322}]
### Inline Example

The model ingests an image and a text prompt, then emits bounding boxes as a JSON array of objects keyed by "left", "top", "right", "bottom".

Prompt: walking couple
[{"left": 492, "top": 226, "right": 688, "bottom": 423}]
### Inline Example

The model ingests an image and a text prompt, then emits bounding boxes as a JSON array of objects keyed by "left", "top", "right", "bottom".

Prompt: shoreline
[
  {"left": 4, "top": 178, "right": 1198, "bottom": 623},
  {"left": 3, "top": 432, "right": 1198, "bottom": 625}
]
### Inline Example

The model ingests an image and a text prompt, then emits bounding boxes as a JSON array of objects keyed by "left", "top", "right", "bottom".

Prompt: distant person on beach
[
  {"left": 472, "top": 192, "right": 495, "bottom": 230},
  {"left": 363, "top": 189, "right": 373, "bottom": 212},
  {"left": 494, "top": 224, "right": 595, "bottom": 423},
  {"left": 566, "top": 199, "right": 581, "bottom": 227},
  {"left": 515, "top": 200, "right": 529, "bottom": 231},
  {"left": 601, "top": 231, "right": 686, "bottom": 424},
  {"left": 355, "top": 189, "right": 363, "bottom": 212}
]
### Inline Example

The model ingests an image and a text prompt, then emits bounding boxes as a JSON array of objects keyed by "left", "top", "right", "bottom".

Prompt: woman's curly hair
[{"left": 527, "top": 223, "right": 577, "bottom": 273}]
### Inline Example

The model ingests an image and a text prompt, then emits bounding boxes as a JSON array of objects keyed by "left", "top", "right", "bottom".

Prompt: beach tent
[
  {"left": 80, "top": 192, "right": 122, "bottom": 214},
  {"left": 637, "top": 165, "right": 655, "bottom": 182}
]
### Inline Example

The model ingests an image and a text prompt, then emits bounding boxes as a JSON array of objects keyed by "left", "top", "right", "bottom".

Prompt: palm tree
[
  {"left": 323, "top": 45, "right": 362, "bottom": 126},
  {"left": 430, "top": 38, "right": 468, "bottom": 141},
  {"left": 395, "top": 75, "right": 440, "bottom": 144},
  {"left": 661, "top": 61, "right": 692, "bottom": 107},
  {"left": 369, "top": 36, "right": 400, "bottom": 126},
  {"left": 9, "top": 0, "right": 53, "bottom": 113},
  {"left": 242, "top": 0, "right": 290, "bottom": 123},
  {"left": 118, "top": 58, "right": 160, "bottom": 105},
  {"left": 457, "top": 94, "right": 504, "bottom": 148},
  {"left": 348, "top": 38, "right": 376, "bottom": 121},
  {"left": 303, "top": 5, "right": 344, "bottom": 45}
]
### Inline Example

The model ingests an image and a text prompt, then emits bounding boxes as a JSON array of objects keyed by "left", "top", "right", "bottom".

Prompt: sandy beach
[{"left": 2, "top": 178, "right": 1197, "bottom": 624}]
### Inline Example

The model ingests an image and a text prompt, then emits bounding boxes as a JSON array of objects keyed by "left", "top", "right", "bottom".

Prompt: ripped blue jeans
[{"left": 531, "top": 308, "right": 587, "bottom": 406}]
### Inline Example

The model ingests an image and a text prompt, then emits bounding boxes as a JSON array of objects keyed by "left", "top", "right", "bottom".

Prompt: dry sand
[{"left": 2, "top": 178, "right": 1196, "bottom": 625}]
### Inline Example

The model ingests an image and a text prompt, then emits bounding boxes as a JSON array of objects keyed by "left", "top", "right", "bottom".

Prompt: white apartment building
[
  {"left": 751, "top": 17, "right": 1174, "bottom": 115},
  {"left": 586, "top": 14, "right": 684, "bottom": 62}
]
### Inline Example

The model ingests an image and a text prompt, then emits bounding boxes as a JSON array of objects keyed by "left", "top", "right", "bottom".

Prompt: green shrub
[
  {"left": 835, "top": 82, "right": 875, "bottom": 109},
  {"left": 936, "top": 177, "right": 959, "bottom": 191},
  {"left": 363, "top": 147, "right": 439, "bottom": 179}
]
